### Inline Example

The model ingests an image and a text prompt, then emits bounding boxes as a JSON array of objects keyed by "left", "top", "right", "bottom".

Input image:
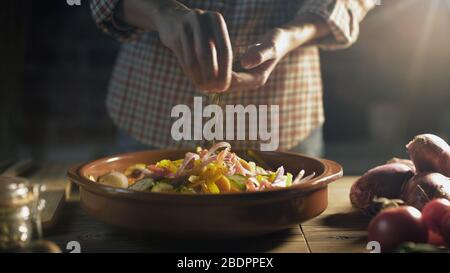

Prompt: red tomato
[
  {"left": 368, "top": 206, "right": 428, "bottom": 252},
  {"left": 422, "top": 198, "right": 450, "bottom": 233},
  {"left": 427, "top": 230, "right": 446, "bottom": 246},
  {"left": 441, "top": 211, "right": 450, "bottom": 245}
]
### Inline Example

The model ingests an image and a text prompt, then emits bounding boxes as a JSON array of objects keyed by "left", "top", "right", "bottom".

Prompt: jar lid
[{"left": 0, "top": 176, "right": 34, "bottom": 207}]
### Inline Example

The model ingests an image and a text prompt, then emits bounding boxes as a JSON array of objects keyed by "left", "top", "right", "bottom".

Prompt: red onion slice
[
  {"left": 176, "top": 152, "right": 200, "bottom": 176},
  {"left": 297, "top": 172, "right": 316, "bottom": 185},
  {"left": 201, "top": 142, "right": 232, "bottom": 163},
  {"left": 272, "top": 166, "right": 285, "bottom": 184},
  {"left": 292, "top": 170, "right": 305, "bottom": 184}
]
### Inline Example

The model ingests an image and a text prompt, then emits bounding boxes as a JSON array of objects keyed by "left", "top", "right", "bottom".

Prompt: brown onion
[
  {"left": 406, "top": 134, "right": 450, "bottom": 176},
  {"left": 350, "top": 163, "right": 414, "bottom": 215},
  {"left": 402, "top": 172, "right": 450, "bottom": 210},
  {"left": 387, "top": 158, "right": 416, "bottom": 173}
]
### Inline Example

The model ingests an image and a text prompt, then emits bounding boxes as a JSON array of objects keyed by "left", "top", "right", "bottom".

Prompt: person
[{"left": 89, "top": 0, "right": 375, "bottom": 156}]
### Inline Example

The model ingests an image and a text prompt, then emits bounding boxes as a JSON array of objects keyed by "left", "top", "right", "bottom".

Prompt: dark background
[{"left": 1, "top": 0, "right": 449, "bottom": 173}]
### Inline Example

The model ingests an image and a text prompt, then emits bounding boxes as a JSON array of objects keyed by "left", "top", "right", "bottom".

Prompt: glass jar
[{"left": 0, "top": 176, "right": 45, "bottom": 251}]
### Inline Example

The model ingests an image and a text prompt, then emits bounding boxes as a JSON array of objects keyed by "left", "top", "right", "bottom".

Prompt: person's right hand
[{"left": 156, "top": 9, "right": 233, "bottom": 93}]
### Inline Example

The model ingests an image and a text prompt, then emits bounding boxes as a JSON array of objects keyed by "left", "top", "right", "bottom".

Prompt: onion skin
[
  {"left": 406, "top": 134, "right": 450, "bottom": 176},
  {"left": 350, "top": 163, "right": 414, "bottom": 215},
  {"left": 386, "top": 158, "right": 416, "bottom": 173},
  {"left": 401, "top": 172, "right": 450, "bottom": 210}
]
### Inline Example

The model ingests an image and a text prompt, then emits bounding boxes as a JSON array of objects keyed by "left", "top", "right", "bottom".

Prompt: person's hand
[
  {"left": 156, "top": 8, "right": 233, "bottom": 93},
  {"left": 230, "top": 12, "right": 330, "bottom": 92},
  {"left": 229, "top": 28, "right": 300, "bottom": 91}
]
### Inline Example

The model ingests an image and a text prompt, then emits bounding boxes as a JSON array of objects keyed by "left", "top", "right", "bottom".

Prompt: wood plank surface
[
  {"left": 46, "top": 202, "right": 309, "bottom": 253},
  {"left": 301, "top": 177, "right": 371, "bottom": 253}
]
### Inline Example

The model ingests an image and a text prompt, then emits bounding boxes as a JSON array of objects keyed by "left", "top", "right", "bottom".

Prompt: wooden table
[{"left": 4, "top": 162, "right": 372, "bottom": 253}]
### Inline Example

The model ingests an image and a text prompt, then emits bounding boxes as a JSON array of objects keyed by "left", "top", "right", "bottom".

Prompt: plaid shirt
[{"left": 90, "top": 0, "right": 374, "bottom": 150}]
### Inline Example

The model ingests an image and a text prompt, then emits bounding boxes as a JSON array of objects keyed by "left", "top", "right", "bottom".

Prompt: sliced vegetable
[
  {"left": 285, "top": 172, "right": 293, "bottom": 187},
  {"left": 272, "top": 166, "right": 285, "bottom": 185},
  {"left": 201, "top": 142, "right": 231, "bottom": 163},
  {"left": 151, "top": 182, "right": 174, "bottom": 193},
  {"left": 227, "top": 175, "right": 247, "bottom": 191},
  {"left": 292, "top": 170, "right": 305, "bottom": 184},
  {"left": 128, "top": 178, "right": 155, "bottom": 191},
  {"left": 176, "top": 152, "right": 200, "bottom": 176},
  {"left": 294, "top": 172, "right": 315, "bottom": 185},
  {"left": 215, "top": 176, "right": 231, "bottom": 193},
  {"left": 246, "top": 149, "right": 272, "bottom": 171},
  {"left": 91, "top": 142, "right": 314, "bottom": 194},
  {"left": 156, "top": 159, "right": 180, "bottom": 174},
  {"left": 98, "top": 171, "right": 128, "bottom": 189},
  {"left": 178, "top": 186, "right": 196, "bottom": 194},
  {"left": 206, "top": 181, "right": 220, "bottom": 194}
]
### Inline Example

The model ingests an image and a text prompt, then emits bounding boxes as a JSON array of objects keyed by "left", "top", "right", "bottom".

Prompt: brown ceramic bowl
[{"left": 68, "top": 149, "right": 343, "bottom": 237}]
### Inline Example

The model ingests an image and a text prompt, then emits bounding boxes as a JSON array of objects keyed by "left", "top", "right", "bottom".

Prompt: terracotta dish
[{"left": 68, "top": 149, "right": 343, "bottom": 237}]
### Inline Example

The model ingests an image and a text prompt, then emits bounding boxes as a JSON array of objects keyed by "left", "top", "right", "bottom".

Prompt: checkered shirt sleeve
[
  {"left": 89, "top": 0, "right": 144, "bottom": 42},
  {"left": 298, "top": 0, "right": 375, "bottom": 50}
]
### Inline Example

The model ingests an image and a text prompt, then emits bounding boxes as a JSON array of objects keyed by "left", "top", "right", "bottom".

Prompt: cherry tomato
[
  {"left": 441, "top": 211, "right": 450, "bottom": 245},
  {"left": 422, "top": 198, "right": 450, "bottom": 233},
  {"left": 368, "top": 206, "right": 428, "bottom": 252}
]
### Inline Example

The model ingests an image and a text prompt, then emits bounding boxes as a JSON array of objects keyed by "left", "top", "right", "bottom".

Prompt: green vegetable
[
  {"left": 151, "top": 182, "right": 174, "bottom": 193},
  {"left": 128, "top": 178, "right": 155, "bottom": 191},
  {"left": 285, "top": 172, "right": 293, "bottom": 187},
  {"left": 178, "top": 186, "right": 196, "bottom": 194},
  {"left": 395, "top": 242, "right": 449, "bottom": 253},
  {"left": 227, "top": 175, "right": 247, "bottom": 191}
]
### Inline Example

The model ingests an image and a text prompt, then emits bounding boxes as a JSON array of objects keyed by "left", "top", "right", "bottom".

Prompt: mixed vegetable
[
  {"left": 349, "top": 133, "right": 450, "bottom": 252},
  {"left": 350, "top": 133, "right": 450, "bottom": 215},
  {"left": 89, "top": 142, "right": 315, "bottom": 194}
]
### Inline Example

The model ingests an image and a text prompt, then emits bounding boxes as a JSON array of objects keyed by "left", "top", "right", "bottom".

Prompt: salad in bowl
[{"left": 89, "top": 142, "right": 315, "bottom": 194}]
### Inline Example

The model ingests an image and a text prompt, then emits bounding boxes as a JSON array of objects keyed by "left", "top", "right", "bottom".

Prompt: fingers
[
  {"left": 190, "top": 11, "right": 217, "bottom": 90},
  {"left": 177, "top": 10, "right": 232, "bottom": 92},
  {"left": 240, "top": 43, "right": 277, "bottom": 70},
  {"left": 229, "top": 59, "right": 277, "bottom": 91},
  {"left": 239, "top": 28, "right": 291, "bottom": 70},
  {"left": 179, "top": 23, "right": 202, "bottom": 85},
  {"left": 208, "top": 12, "right": 232, "bottom": 92},
  {"left": 228, "top": 28, "right": 290, "bottom": 91}
]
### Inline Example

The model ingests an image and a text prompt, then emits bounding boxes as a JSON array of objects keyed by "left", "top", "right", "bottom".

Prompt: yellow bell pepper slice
[{"left": 206, "top": 181, "right": 220, "bottom": 194}]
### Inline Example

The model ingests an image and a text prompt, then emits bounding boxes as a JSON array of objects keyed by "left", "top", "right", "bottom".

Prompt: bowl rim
[{"left": 68, "top": 149, "right": 343, "bottom": 201}]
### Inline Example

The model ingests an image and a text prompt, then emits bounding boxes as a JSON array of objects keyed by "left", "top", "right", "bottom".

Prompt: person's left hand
[{"left": 228, "top": 28, "right": 299, "bottom": 91}]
